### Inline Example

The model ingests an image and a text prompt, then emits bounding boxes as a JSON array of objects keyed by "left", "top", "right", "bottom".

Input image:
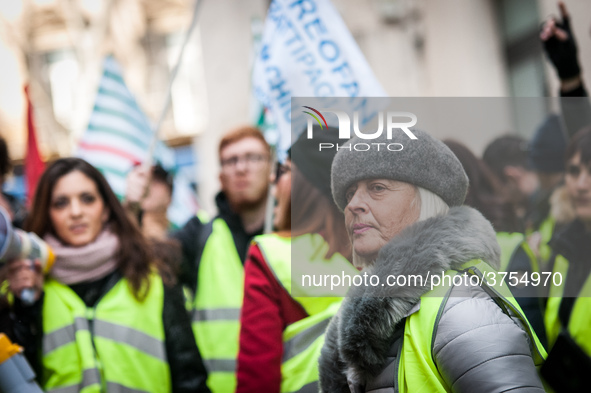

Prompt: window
[
  {"left": 497, "top": 0, "right": 549, "bottom": 137},
  {"left": 166, "top": 29, "right": 208, "bottom": 137},
  {"left": 47, "top": 49, "right": 78, "bottom": 130}
]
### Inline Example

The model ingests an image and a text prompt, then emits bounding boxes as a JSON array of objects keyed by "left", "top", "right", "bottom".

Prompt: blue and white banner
[
  {"left": 77, "top": 56, "right": 197, "bottom": 228},
  {"left": 252, "top": 0, "right": 387, "bottom": 156}
]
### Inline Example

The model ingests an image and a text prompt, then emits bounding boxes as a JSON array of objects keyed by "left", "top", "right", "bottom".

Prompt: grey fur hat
[{"left": 331, "top": 129, "right": 468, "bottom": 210}]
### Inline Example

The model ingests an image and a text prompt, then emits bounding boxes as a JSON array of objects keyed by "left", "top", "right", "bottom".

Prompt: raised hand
[{"left": 540, "top": 1, "right": 581, "bottom": 81}]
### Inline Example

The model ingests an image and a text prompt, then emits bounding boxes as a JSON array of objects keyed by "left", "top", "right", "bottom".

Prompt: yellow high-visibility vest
[
  {"left": 255, "top": 233, "right": 358, "bottom": 393},
  {"left": 545, "top": 254, "right": 591, "bottom": 355},
  {"left": 42, "top": 274, "right": 170, "bottom": 393},
  {"left": 393, "top": 262, "right": 546, "bottom": 392},
  {"left": 192, "top": 218, "right": 244, "bottom": 393}
]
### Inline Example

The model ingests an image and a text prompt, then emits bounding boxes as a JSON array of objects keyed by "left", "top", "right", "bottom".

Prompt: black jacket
[
  {"left": 10, "top": 270, "right": 210, "bottom": 393},
  {"left": 172, "top": 192, "right": 264, "bottom": 294}
]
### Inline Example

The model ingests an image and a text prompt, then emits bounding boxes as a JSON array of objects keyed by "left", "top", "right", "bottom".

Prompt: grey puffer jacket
[{"left": 319, "top": 206, "right": 545, "bottom": 393}]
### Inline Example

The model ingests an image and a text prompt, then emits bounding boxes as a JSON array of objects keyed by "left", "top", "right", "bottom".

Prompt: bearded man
[{"left": 173, "top": 126, "right": 272, "bottom": 393}]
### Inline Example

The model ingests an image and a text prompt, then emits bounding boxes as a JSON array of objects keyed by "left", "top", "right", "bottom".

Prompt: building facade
[{"left": 1, "top": 0, "right": 590, "bottom": 214}]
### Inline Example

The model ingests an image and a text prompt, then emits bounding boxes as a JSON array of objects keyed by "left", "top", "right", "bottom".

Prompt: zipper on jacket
[
  {"left": 86, "top": 275, "right": 119, "bottom": 393},
  {"left": 86, "top": 307, "right": 106, "bottom": 392}
]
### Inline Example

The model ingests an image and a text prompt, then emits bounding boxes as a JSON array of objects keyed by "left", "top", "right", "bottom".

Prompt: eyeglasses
[
  {"left": 274, "top": 163, "right": 291, "bottom": 184},
  {"left": 221, "top": 153, "right": 269, "bottom": 170}
]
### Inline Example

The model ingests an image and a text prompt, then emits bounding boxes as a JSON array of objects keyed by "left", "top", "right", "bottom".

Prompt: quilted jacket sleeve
[{"left": 433, "top": 284, "right": 544, "bottom": 393}]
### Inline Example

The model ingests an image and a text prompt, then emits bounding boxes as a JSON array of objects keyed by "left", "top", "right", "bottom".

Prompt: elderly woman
[{"left": 319, "top": 130, "right": 546, "bottom": 392}]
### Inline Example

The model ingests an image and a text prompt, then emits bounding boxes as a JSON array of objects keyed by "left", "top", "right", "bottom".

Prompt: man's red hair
[{"left": 218, "top": 126, "right": 270, "bottom": 159}]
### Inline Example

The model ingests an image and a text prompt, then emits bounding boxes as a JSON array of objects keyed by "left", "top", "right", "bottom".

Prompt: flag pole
[
  {"left": 264, "top": 147, "right": 277, "bottom": 234},
  {"left": 144, "top": 0, "right": 204, "bottom": 167},
  {"left": 128, "top": 0, "right": 204, "bottom": 216}
]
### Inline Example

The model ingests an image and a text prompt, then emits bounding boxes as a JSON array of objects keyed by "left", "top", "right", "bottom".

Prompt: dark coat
[{"left": 172, "top": 191, "right": 263, "bottom": 294}]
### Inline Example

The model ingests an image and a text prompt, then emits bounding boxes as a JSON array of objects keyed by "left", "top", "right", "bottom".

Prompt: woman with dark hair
[
  {"left": 236, "top": 127, "right": 357, "bottom": 393},
  {"left": 542, "top": 126, "right": 591, "bottom": 389},
  {"left": 6, "top": 157, "right": 210, "bottom": 393}
]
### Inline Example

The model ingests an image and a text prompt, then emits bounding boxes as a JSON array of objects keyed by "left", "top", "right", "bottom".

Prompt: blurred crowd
[{"left": 1, "top": 2, "right": 591, "bottom": 393}]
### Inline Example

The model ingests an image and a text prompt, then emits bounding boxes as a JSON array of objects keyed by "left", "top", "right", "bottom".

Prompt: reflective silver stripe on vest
[
  {"left": 45, "top": 368, "right": 101, "bottom": 393},
  {"left": 193, "top": 307, "right": 241, "bottom": 322},
  {"left": 93, "top": 319, "right": 166, "bottom": 361},
  {"left": 43, "top": 317, "right": 89, "bottom": 355},
  {"left": 82, "top": 367, "right": 101, "bottom": 389},
  {"left": 106, "top": 382, "right": 150, "bottom": 393},
  {"left": 203, "top": 358, "right": 237, "bottom": 373},
  {"left": 43, "top": 317, "right": 165, "bottom": 361},
  {"left": 46, "top": 385, "right": 79, "bottom": 393},
  {"left": 282, "top": 317, "right": 331, "bottom": 363}
]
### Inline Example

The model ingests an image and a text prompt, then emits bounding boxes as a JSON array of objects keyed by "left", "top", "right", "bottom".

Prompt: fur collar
[
  {"left": 550, "top": 185, "right": 576, "bottom": 225},
  {"left": 319, "top": 206, "right": 500, "bottom": 392}
]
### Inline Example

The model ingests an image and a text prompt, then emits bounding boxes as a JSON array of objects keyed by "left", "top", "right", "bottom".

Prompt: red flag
[{"left": 24, "top": 85, "right": 45, "bottom": 206}]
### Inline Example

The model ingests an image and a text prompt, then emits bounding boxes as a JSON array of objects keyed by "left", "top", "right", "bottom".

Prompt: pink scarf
[{"left": 44, "top": 229, "right": 119, "bottom": 285}]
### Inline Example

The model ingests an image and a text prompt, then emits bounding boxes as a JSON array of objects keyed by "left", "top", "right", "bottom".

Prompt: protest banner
[{"left": 252, "top": 0, "right": 387, "bottom": 156}]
